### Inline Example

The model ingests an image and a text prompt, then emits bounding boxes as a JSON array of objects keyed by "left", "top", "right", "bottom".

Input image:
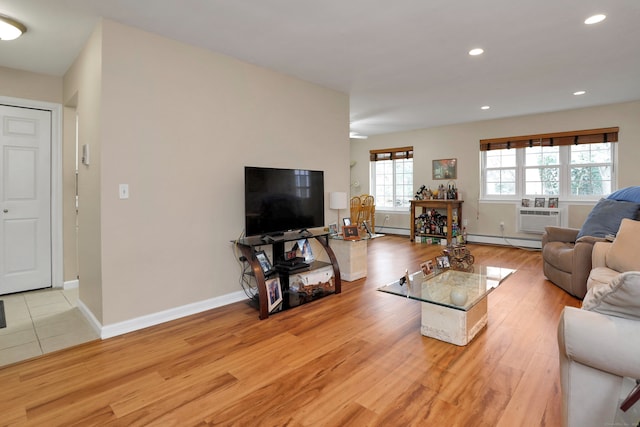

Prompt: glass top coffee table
[{"left": 379, "top": 265, "right": 515, "bottom": 345}]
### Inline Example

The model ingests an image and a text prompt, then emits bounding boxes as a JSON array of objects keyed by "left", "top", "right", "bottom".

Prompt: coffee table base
[{"left": 420, "top": 296, "right": 488, "bottom": 346}]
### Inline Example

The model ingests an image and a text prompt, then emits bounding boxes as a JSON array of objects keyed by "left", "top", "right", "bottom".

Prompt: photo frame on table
[
  {"left": 420, "top": 260, "right": 434, "bottom": 276},
  {"left": 548, "top": 197, "right": 559, "bottom": 208},
  {"left": 432, "top": 158, "right": 457, "bottom": 180},
  {"left": 436, "top": 255, "right": 450, "bottom": 269},
  {"left": 343, "top": 217, "right": 352, "bottom": 226},
  {"left": 343, "top": 225, "right": 360, "bottom": 240},
  {"left": 534, "top": 197, "right": 545, "bottom": 207},
  {"left": 362, "top": 220, "right": 373, "bottom": 237},
  {"left": 328, "top": 223, "right": 338, "bottom": 235},
  {"left": 521, "top": 198, "right": 531, "bottom": 207},
  {"left": 266, "top": 276, "right": 283, "bottom": 312}
]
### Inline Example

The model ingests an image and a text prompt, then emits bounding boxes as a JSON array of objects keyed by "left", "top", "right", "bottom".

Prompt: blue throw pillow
[
  {"left": 608, "top": 186, "right": 640, "bottom": 203},
  {"left": 577, "top": 198, "right": 640, "bottom": 239}
]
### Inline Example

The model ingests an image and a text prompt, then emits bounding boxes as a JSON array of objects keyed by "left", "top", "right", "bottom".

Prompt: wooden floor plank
[{"left": 0, "top": 236, "right": 574, "bottom": 426}]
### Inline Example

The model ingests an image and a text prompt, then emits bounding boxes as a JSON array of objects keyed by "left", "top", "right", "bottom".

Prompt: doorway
[
  {"left": 0, "top": 105, "right": 52, "bottom": 294},
  {"left": 0, "top": 96, "right": 63, "bottom": 295}
]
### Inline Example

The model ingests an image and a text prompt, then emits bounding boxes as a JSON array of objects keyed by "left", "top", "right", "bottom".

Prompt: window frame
[
  {"left": 369, "top": 146, "right": 414, "bottom": 212},
  {"left": 480, "top": 128, "right": 618, "bottom": 203}
]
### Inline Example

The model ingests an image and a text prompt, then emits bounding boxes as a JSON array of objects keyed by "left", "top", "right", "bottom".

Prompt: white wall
[
  {"left": 65, "top": 19, "right": 349, "bottom": 327},
  {"left": 351, "top": 100, "right": 640, "bottom": 238}
]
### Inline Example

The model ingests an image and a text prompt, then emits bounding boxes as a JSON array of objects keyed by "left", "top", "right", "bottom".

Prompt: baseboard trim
[
  {"left": 77, "top": 290, "right": 248, "bottom": 340},
  {"left": 376, "top": 228, "right": 542, "bottom": 249},
  {"left": 64, "top": 279, "right": 79, "bottom": 290}
]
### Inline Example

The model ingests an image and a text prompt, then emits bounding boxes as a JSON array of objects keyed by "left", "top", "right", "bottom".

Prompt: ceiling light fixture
[
  {"left": 584, "top": 14, "right": 606, "bottom": 25},
  {"left": 481, "top": 105, "right": 490, "bottom": 110},
  {"left": 0, "top": 15, "right": 26, "bottom": 41},
  {"left": 469, "top": 48, "right": 484, "bottom": 56},
  {"left": 573, "top": 90, "right": 586, "bottom": 96},
  {"left": 349, "top": 131, "right": 368, "bottom": 139}
]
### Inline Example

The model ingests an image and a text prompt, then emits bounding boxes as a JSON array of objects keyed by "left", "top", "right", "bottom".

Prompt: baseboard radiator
[{"left": 517, "top": 208, "right": 561, "bottom": 234}]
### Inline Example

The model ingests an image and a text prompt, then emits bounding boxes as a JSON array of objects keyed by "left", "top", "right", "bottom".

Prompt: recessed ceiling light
[
  {"left": 469, "top": 48, "right": 484, "bottom": 56},
  {"left": 481, "top": 105, "right": 490, "bottom": 110},
  {"left": 573, "top": 90, "right": 586, "bottom": 96},
  {"left": 585, "top": 14, "right": 606, "bottom": 25},
  {"left": 349, "top": 131, "right": 368, "bottom": 139},
  {"left": 0, "top": 15, "right": 27, "bottom": 41}
]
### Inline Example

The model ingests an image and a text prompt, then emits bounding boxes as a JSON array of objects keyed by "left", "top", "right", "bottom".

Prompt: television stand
[{"left": 235, "top": 230, "right": 341, "bottom": 319}]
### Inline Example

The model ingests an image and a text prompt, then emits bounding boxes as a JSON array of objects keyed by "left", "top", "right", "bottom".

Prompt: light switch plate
[{"left": 119, "top": 184, "right": 129, "bottom": 199}]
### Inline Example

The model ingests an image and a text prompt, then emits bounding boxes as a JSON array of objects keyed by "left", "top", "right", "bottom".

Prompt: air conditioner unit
[{"left": 517, "top": 208, "right": 561, "bottom": 234}]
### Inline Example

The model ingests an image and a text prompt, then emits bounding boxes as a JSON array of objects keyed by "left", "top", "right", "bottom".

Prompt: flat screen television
[{"left": 244, "top": 166, "right": 325, "bottom": 237}]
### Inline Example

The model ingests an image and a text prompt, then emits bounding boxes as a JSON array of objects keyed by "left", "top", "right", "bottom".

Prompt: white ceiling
[{"left": 1, "top": 0, "right": 639, "bottom": 136}]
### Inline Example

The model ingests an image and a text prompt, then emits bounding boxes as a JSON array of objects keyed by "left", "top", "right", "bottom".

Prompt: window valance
[
  {"left": 370, "top": 146, "right": 414, "bottom": 162},
  {"left": 479, "top": 127, "right": 618, "bottom": 151}
]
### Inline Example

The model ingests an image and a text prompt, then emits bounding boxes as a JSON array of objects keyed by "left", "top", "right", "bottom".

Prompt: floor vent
[{"left": 517, "top": 208, "right": 561, "bottom": 234}]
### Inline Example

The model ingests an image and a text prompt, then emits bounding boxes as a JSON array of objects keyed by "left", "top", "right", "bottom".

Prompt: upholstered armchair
[
  {"left": 542, "top": 194, "right": 640, "bottom": 299},
  {"left": 542, "top": 228, "right": 604, "bottom": 298}
]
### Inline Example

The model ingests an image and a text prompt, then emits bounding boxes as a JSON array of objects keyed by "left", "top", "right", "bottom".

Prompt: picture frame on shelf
[
  {"left": 295, "top": 238, "right": 315, "bottom": 263},
  {"left": 328, "top": 223, "right": 338, "bottom": 235},
  {"left": 343, "top": 225, "right": 360, "bottom": 240},
  {"left": 534, "top": 197, "right": 545, "bottom": 208},
  {"left": 432, "top": 158, "right": 457, "bottom": 180},
  {"left": 254, "top": 250, "right": 275, "bottom": 276},
  {"left": 521, "top": 198, "right": 531, "bottom": 207},
  {"left": 266, "top": 276, "right": 283, "bottom": 313},
  {"left": 548, "top": 197, "right": 559, "bottom": 208},
  {"left": 343, "top": 217, "right": 352, "bottom": 226}
]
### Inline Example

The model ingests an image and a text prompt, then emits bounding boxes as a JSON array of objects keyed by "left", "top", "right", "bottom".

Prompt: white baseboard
[
  {"left": 377, "top": 228, "right": 542, "bottom": 249},
  {"left": 77, "top": 290, "right": 248, "bottom": 340},
  {"left": 64, "top": 279, "right": 79, "bottom": 290}
]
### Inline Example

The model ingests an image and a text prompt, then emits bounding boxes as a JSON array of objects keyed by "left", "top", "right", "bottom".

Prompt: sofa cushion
[
  {"left": 605, "top": 218, "right": 640, "bottom": 273},
  {"left": 576, "top": 198, "right": 640, "bottom": 239},
  {"left": 607, "top": 186, "right": 640, "bottom": 204},
  {"left": 582, "top": 271, "right": 640, "bottom": 320}
]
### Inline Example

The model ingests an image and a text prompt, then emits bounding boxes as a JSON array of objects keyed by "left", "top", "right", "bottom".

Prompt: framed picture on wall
[{"left": 432, "top": 158, "right": 457, "bottom": 180}]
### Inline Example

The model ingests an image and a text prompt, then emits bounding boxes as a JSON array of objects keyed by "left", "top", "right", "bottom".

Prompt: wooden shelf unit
[{"left": 410, "top": 199, "right": 463, "bottom": 244}]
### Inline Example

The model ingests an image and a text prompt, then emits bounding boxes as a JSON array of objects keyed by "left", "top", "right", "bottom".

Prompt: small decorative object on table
[
  {"left": 548, "top": 197, "right": 559, "bottom": 208},
  {"left": 443, "top": 245, "right": 475, "bottom": 272},
  {"left": 534, "top": 197, "right": 545, "bottom": 207},
  {"left": 521, "top": 198, "right": 530, "bottom": 207}
]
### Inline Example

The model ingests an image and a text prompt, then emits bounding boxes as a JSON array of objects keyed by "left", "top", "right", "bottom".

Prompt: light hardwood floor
[{"left": 0, "top": 236, "right": 580, "bottom": 426}]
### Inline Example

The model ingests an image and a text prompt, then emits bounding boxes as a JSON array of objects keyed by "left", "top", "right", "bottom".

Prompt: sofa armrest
[
  {"left": 591, "top": 241, "right": 613, "bottom": 268},
  {"left": 542, "top": 226, "right": 580, "bottom": 246},
  {"left": 559, "top": 306, "right": 640, "bottom": 379}
]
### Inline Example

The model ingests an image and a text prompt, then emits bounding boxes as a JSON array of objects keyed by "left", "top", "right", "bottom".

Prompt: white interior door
[{"left": 0, "top": 105, "right": 52, "bottom": 295}]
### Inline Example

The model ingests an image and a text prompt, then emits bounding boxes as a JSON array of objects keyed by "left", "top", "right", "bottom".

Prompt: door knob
[{"left": 2, "top": 209, "right": 7, "bottom": 213}]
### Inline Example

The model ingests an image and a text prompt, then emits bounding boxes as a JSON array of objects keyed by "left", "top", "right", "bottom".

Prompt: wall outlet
[{"left": 463, "top": 218, "right": 468, "bottom": 226}]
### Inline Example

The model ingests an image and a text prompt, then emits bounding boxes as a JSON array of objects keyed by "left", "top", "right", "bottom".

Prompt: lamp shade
[{"left": 329, "top": 192, "right": 347, "bottom": 210}]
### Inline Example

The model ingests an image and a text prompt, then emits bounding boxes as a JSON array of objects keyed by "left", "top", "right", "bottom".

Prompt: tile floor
[{"left": 0, "top": 287, "right": 99, "bottom": 367}]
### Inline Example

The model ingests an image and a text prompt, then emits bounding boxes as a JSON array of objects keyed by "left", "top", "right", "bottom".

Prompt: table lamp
[{"left": 329, "top": 192, "right": 348, "bottom": 226}]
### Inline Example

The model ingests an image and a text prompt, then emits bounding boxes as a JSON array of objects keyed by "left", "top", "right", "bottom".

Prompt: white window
[
  {"left": 481, "top": 129, "right": 617, "bottom": 201},
  {"left": 370, "top": 147, "right": 413, "bottom": 211}
]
